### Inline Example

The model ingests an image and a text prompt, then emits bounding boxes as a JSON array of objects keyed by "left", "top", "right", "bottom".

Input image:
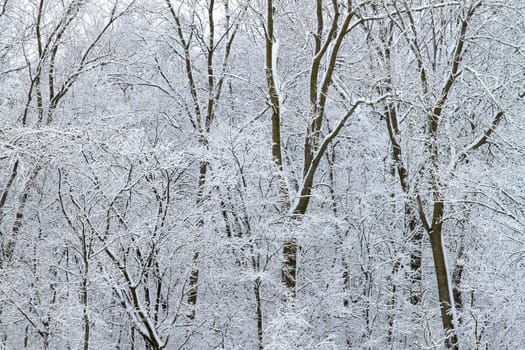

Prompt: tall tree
[
  {"left": 365, "top": 1, "right": 519, "bottom": 347},
  {"left": 265, "top": 0, "right": 377, "bottom": 297}
]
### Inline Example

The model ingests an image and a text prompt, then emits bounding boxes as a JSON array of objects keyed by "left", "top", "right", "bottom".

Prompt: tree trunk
[
  {"left": 428, "top": 215, "right": 458, "bottom": 349},
  {"left": 187, "top": 160, "right": 208, "bottom": 319},
  {"left": 281, "top": 238, "right": 298, "bottom": 297},
  {"left": 254, "top": 277, "right": 263, "bottom": 350},
  {"left": 187, "top": 251, "right": 200, "bottom": 319},
  {"left": 406, "top": 206, "right": 422, "bottom": 305},
  {"left": 81, "top": 234, "right": 90, "bottom": 350}
]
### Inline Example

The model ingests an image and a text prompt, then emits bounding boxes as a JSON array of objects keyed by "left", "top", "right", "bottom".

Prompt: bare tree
[
  {"left": 265, "top": 0, "right": 376, "bottom": 297},
  {"left": 366, "top": 1, "right": 513, "bottom": 347}
]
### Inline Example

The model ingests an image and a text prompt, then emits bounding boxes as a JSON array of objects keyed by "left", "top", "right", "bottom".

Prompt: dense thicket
[{"left": 0, "top": 1, "right": 524, "bottom": 349}]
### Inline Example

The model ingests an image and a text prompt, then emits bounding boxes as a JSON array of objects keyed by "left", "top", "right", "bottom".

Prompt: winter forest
[{"left": 0, "top": 0, "right": 524, "bottom": 349}]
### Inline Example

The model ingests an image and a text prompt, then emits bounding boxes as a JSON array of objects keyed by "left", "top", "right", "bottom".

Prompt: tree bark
[
  {"left": 254, "top": 277, "right": 263, "bottom": 350},
  {"left": 418, "top": 197, "right": 458, "bottom": 349},
  {"left": 429, "top": 224, "right": 458, "bottom": 349}
]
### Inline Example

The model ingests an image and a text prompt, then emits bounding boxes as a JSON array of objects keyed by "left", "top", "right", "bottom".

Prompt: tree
[
  {"left": 365, "top": 1, "right": 522, "bottom": 347},
  {"left": 264, "top": 0, "right": 378, "bottom": 297}
]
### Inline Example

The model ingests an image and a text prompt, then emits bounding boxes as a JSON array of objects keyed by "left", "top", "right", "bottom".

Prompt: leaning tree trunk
[
  {"left": 429, "top": 222, "right": 458, "bottom": 349},
  {"left": 419, "top": 197, "right": 459, "bottom": 349}
]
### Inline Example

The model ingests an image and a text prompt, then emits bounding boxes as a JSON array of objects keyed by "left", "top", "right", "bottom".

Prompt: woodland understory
[{"left": 0, "top": 1, "right": 524, "bottom": 349}]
